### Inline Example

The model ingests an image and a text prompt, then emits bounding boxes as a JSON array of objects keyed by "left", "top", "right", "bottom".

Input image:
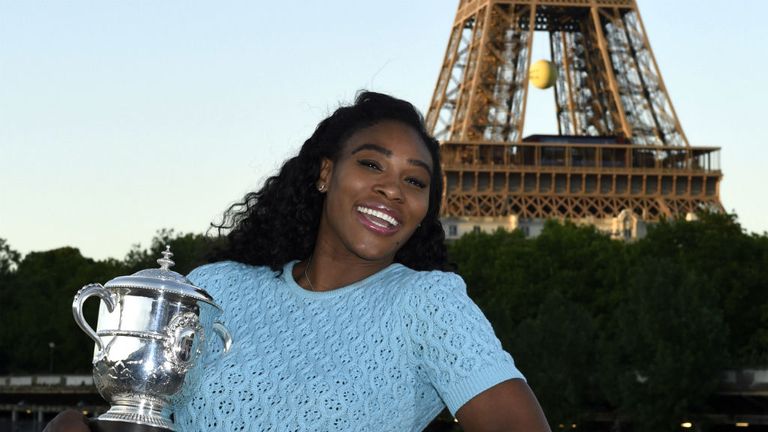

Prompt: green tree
[
  {"left": 600, "top": 256, "right": 729, "bottom": 432},
  {"left": 509, "top": 290, "right": 598, "bottom": 428},
  {"left": 448, "top": 228, "right": 530, "bottom": 327},
  {"left": 528, "top": 221, "right": 626, "bottom": 322},
  {"left": 1, "top": 247, "right": 127, "bottom": 373},
  {"left": 631, "top": 213, "right": 768, "bottom": 365},
  {"left": 449, "top": 221, "right": 625, "bottom": 345},
  {"left": 0, "top": 239, "right": 22, "bottom": 372},
  {"left": 0, "top": 238, "right": 21, "bottom": 276}
]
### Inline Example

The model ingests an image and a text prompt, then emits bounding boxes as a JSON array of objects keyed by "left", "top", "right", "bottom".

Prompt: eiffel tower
[{"left": 426, "top": 0, "right": 723, "bottom": 239}]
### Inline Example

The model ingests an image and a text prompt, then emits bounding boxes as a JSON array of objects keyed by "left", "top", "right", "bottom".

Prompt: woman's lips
[
  {"left": 356, "top": 205, "right": 400, "bottom": 226},
  {"left": 355, "top": 205, "right": 401, "bottom": 235}
]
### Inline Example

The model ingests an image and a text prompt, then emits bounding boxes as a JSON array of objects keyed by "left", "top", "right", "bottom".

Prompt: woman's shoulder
[
  {"left": 394, "top": 266, "right": 467, "bottom": 296},
  {"left": 187, "top": 261, "right": 279, "bottom": 294},
  {"left": 387, "top": 266, "right": 470, "bottom": 313}
]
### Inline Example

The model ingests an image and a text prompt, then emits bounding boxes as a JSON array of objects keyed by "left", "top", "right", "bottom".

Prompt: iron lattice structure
[{"left": 427, "top": 0, "right": 722, "bottom": 221}]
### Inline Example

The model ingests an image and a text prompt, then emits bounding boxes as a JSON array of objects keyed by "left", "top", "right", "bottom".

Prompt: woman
[{"left": 46, "top": 92, "right": 550, "bottom": 431}]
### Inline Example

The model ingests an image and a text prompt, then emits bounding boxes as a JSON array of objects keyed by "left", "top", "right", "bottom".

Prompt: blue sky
[{"left": 1, "top": 0, "right": 766, "bottom": 260}]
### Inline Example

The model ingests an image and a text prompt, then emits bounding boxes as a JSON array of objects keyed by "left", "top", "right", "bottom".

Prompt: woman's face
[{"left": 316, "top": 120, "right": 433, "bottom": 264}]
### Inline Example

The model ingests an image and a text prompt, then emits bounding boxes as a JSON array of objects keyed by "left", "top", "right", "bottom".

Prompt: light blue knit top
[{"left": 174, "top": 260, "right": 523, "bottom": 431}]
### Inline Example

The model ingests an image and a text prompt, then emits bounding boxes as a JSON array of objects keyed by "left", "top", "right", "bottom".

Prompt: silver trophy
[{"left": 72, "top": 247, "right": 232, "bottom": 432}]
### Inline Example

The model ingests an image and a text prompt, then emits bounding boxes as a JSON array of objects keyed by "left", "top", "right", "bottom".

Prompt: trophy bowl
[{"left": 72, "top": 247, "right": 232, "bottom": 431}]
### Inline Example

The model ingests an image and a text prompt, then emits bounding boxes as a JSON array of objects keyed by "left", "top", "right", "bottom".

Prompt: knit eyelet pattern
[{"left": 174, "top": 261, "right": 523, "bottom": 431}]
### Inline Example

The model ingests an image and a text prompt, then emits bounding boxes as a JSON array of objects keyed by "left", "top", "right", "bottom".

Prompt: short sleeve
[{"left": 400, "top": 271, "right": 525, "bottom": 415}]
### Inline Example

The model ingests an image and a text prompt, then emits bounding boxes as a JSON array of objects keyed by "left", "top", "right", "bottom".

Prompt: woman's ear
[{"left": 317, "top": 158, "right": 333, "bottom": 191}]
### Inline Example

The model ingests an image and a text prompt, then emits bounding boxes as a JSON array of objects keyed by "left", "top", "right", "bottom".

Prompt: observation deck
[{"left": 440, "top": 136, "right": 722, "bottom": 221}]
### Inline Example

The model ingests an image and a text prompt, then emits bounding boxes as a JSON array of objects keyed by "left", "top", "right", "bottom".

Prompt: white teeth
[{"left": 356, "top": 206, "right": 399, "bottom": 227}]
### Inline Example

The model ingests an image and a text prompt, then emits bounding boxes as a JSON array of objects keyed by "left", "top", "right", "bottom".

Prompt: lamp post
[{"left": 48, "top": 341, "right": 55, "bottom": 373}]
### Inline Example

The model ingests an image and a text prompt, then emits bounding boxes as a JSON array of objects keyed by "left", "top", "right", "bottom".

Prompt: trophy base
[
  {"left": 91, "top": 398, "right": 175, "bottom": 431},
  {"left": 90, "top": 419, "right": 173, "bottom": 432}
]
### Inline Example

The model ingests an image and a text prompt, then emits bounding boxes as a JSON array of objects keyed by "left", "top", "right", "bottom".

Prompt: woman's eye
[
  {"left": 406, "top": 177, "right": 427, "bottom": 189},
  {"left": 358, "top": 159, "right": 381, "bottom": 170}
]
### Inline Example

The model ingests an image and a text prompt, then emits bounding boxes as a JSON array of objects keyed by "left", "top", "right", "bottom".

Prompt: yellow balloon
[{"left": 529, "top": 59, "right": 557, "bottom": 89}]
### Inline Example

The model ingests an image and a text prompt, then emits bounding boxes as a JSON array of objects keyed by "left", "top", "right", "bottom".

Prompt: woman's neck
[{"left": 293, "top": 246, "right": 394, "bottom": 292}]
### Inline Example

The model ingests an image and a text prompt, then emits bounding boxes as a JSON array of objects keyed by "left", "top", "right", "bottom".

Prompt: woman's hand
[
  {"left": 456, "top": 379, "right": 551, "bottom": 432},
  {"left": 43, "top": 409, "right": 90, "bottom": 432}
]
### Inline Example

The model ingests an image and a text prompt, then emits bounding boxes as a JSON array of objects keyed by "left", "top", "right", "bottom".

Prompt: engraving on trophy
[{"left": 164, "top": 311, "right": 204, "bottom": 372}]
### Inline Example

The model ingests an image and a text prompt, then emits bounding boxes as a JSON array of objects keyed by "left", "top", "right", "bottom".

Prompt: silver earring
[{"left": 317, "top": 183, "right": 326, "bottom": 192}]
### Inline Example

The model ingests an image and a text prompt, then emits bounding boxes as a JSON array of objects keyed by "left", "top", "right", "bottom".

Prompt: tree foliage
[
  {"left": 510, "top": 290, "right": 598, "bottom": 426},
  {"left": 600, "top": 257, "right": 728, "bottom": 432}
]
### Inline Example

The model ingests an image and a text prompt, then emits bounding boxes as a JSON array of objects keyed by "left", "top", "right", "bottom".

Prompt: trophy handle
[
  {"left": 213, "top": 322, "right": 232, "bottom": 353},
  {"left": 72, "top": 283, "right": 118, "bottom": 354}
]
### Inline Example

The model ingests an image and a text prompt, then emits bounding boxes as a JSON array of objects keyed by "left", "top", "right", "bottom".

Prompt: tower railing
[{"left": 440, "top": 141, "right": 721, "bottom": 173}]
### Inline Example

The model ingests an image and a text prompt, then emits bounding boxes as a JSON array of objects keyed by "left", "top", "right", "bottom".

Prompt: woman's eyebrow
[
  {"left": 409, "top": 159, "right": 433, "bottom": 176},
  {"left": 351, "top": 142, "right": 433, "bottom": 176},
  {"left": 351, "top": 143, "right": 392, "bottom": 156}
]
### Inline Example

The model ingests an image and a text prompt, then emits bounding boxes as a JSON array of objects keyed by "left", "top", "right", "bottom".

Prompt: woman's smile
[{"left": 355, "top": 204, "right": 402, "bottom": 235}]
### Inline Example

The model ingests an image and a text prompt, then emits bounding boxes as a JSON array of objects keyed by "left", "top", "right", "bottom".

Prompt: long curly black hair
[{"left": 211, "top": 91, "right": 449, "bottom": 271}]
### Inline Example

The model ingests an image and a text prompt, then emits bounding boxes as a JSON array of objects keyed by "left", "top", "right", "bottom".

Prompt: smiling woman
[
  {"left": 44, "top": 92, "right": 550, "bottom": 432},
  {"left": 313, "top": 120, "right": 433, "bottom": 272}
]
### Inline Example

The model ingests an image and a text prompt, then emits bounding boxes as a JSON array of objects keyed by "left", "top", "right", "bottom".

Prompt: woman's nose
[{"left": 374, "top": 177, "right": 404, "bottom": 202}]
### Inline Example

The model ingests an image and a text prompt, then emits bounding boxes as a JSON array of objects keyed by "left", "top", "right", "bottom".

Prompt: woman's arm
[
  {"left": 456, "top": 379, "right": 551, "bottom": 432},
  {"left": 42, "top": 409, "right": 90, "bottom": 432}
]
